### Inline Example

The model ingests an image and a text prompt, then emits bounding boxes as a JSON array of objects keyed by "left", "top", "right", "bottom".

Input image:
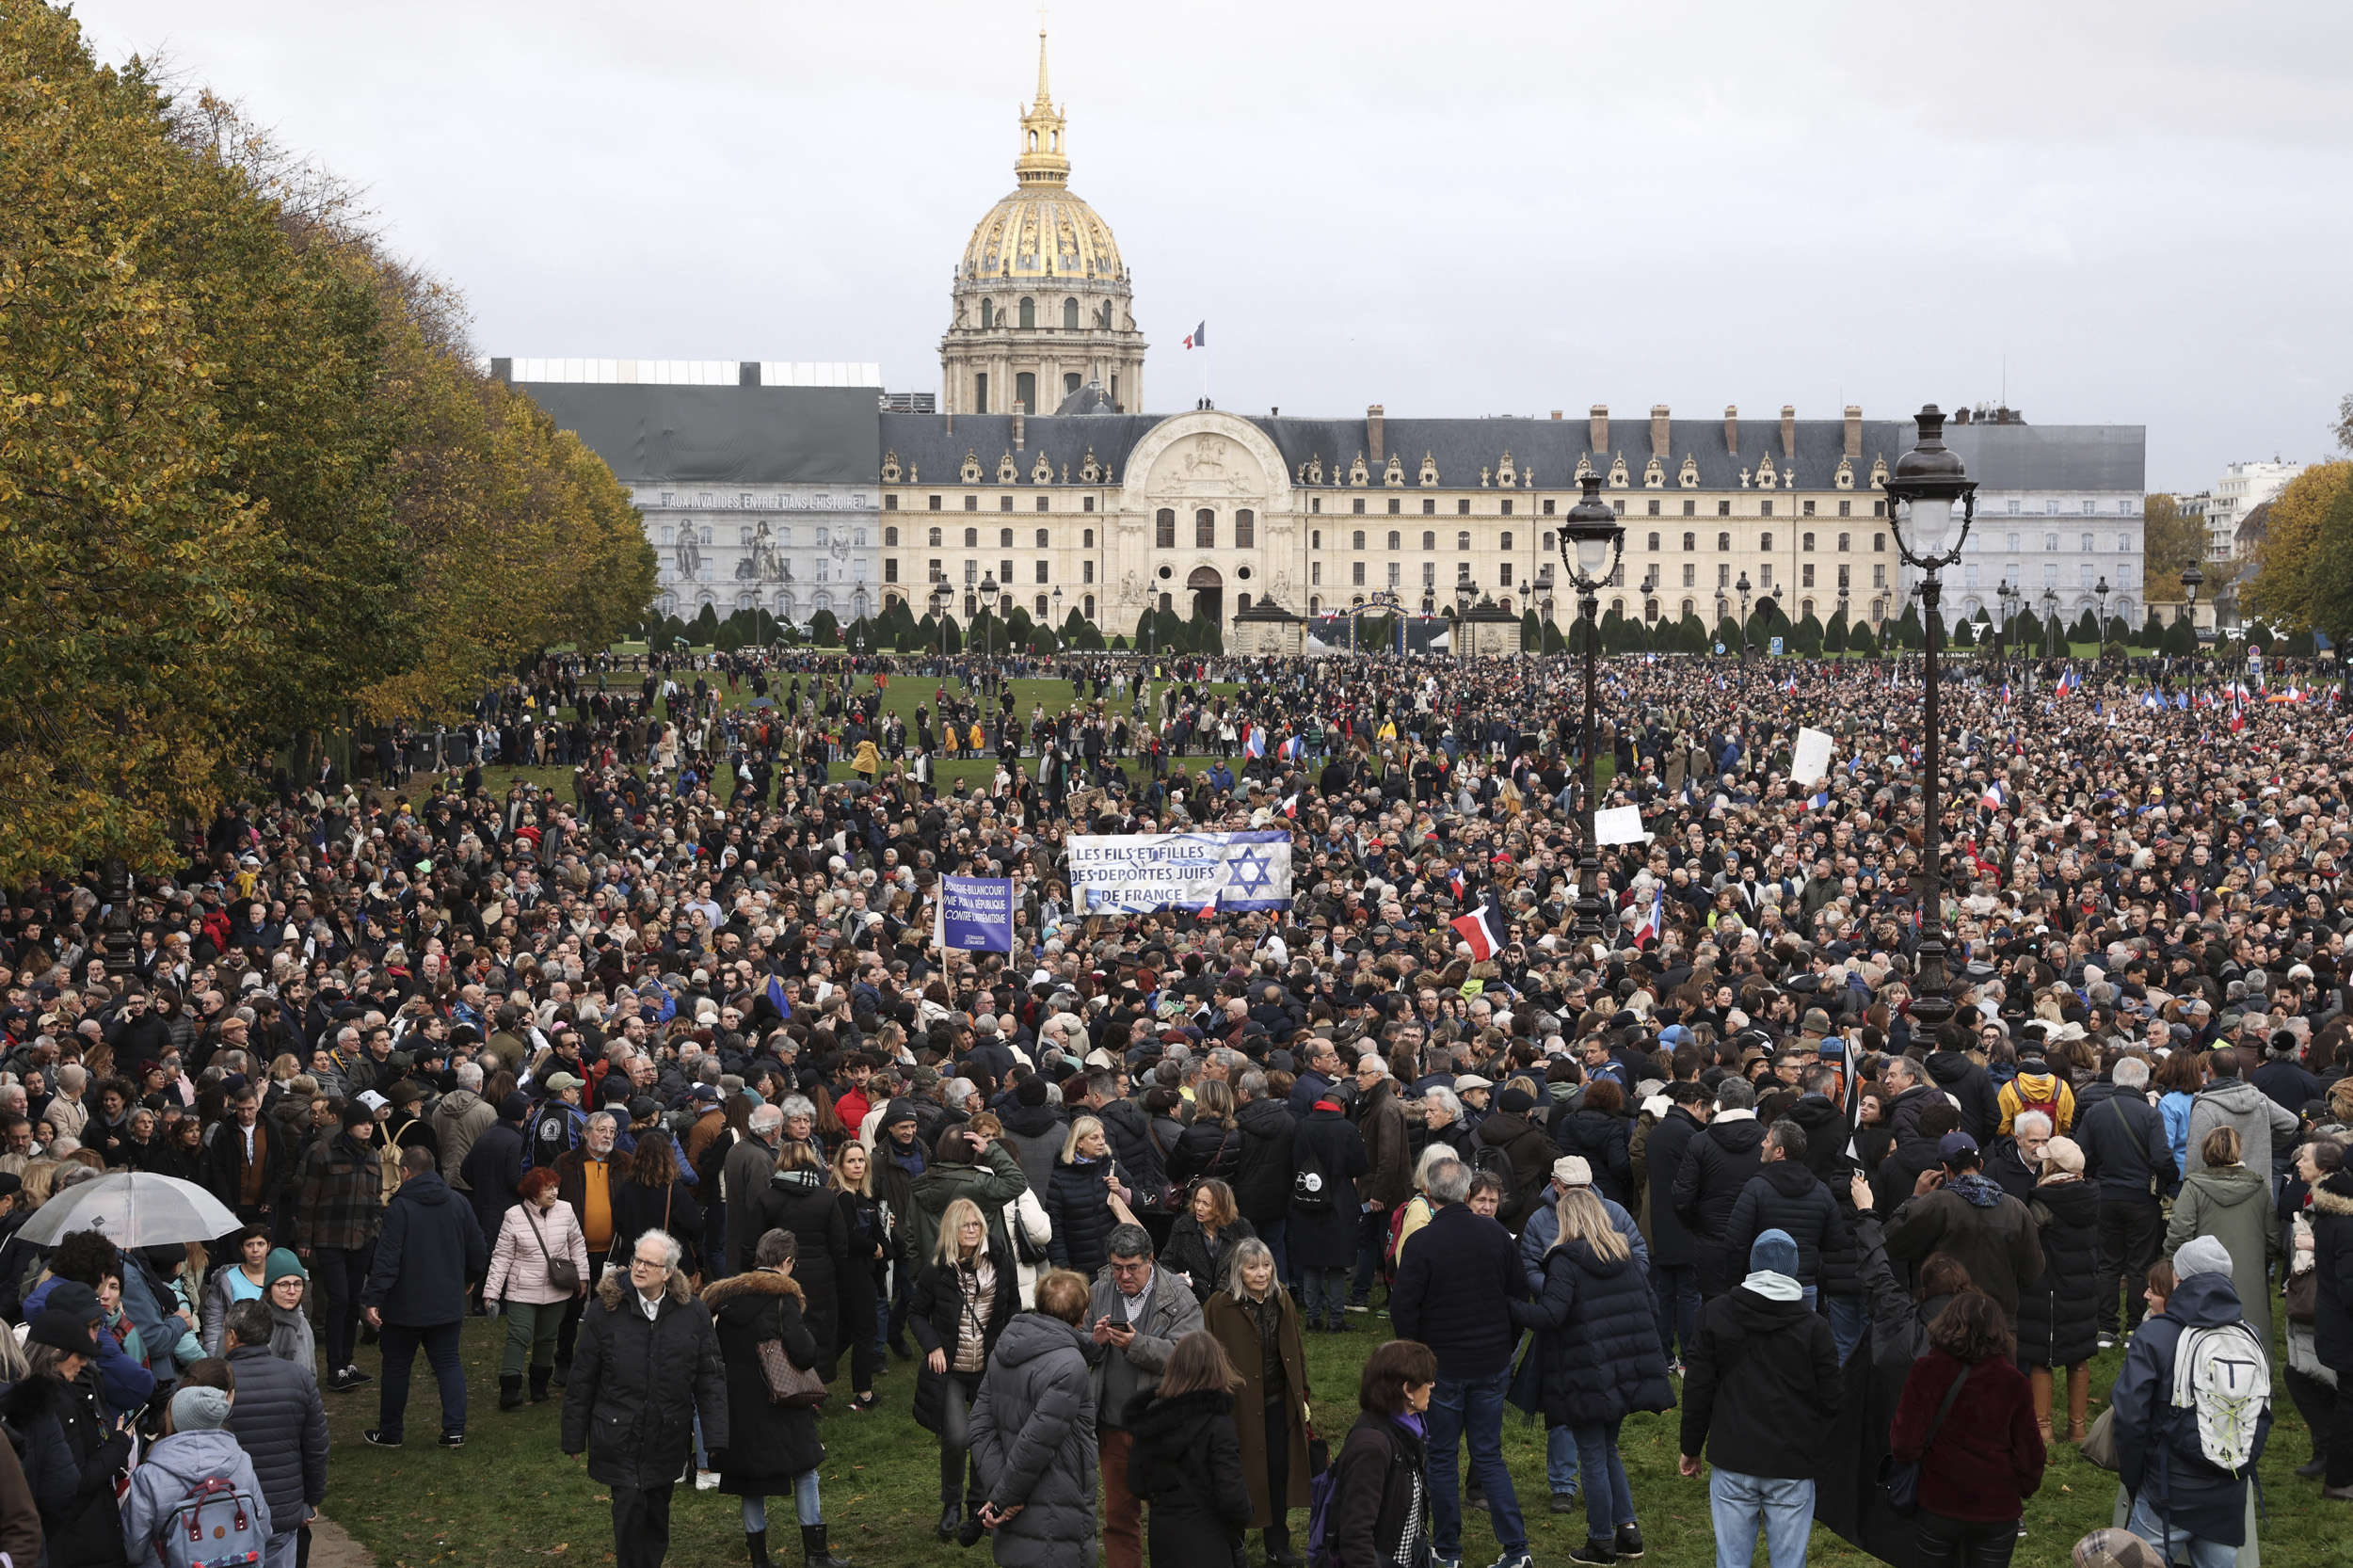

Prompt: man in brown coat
[{"left": 1349, "top": 1052, "right": 1411, "bottom": 1311}]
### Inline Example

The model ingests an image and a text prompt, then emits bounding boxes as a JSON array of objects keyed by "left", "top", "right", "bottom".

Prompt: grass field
[
  {"left": 315, "top": 1306, "right": 2344, "bottom": 1568},
  {"left": 463, "top": 673, "right": 1254, "bottom": 805}
]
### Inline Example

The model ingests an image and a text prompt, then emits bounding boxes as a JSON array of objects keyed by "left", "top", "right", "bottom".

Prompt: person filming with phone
[{"left": 1080, "top": 1224, "right": 1202, "bottom": 1568}]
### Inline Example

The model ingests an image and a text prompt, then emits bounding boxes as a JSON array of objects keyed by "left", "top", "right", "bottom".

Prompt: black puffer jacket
[
  {"left": 220, "top": 1345, "right": 328, "bottom": 1534},
  {"left": 1124, "top": 1387, "right": 1252, "bottom": 1562},
  {"left": 1722, "top": 1159, "right": 1856, "bottom": 1298},
  {"left": 2016, "top": 1176, "right": 2101, "bottom": 1368},
  {"left": 1551, "top": 1109, "right": 1633, "bottom": 1208},
  {"left": 1164, "top": 1117, "right": 1241, "bottom": 1188},
  {"left": 1672, "top": 1113, "right": 1768, "bottom": 1297},
  {"left": 1924, "top": 1049, "right": 2003, "bottom": 1144},
  {"left": 1046, "top": 1154, "right": 1127, "bottom": 1275},
  {"left": 1229, "top": 1096, "right": 1296, "bottom": 1225},
  {"left": 561, "top": 1267, "right": 729, "bottom": 1490},
  {"left": 1096, "top": 1097, "right": 1167, "bottom": 1208}
]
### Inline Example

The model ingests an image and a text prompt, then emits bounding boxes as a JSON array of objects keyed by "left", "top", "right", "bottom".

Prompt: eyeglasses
[{"left": 630, "top": 1256, "right": 666, "bottom": 1271}]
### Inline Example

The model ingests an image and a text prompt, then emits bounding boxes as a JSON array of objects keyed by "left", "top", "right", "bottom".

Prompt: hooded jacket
[
  {"left": 700, "top": 1269, "right": 822, "bottom": 1488},
  {"left": 1923, "top": 1049, "right": 2002, "bottom": 1144},
  {"left": 119, "top": 1428, "right": 272, "bottom": 1567},
  {"left": 1641, "top": 1105, "right": 1706, "bottom": 1267},
  {"left": 735, "top": 1165, "right": 847, "bottom": 1377},
  {"left": 1882, "top": 1173, "right": 2045, "bottom": 1321},
  {"left": 1470, "top": 1111, "right": 1561, "bottom": 1234},
  {"left": 1123, "top": 1386, "right": 1252, "bottom": 1559},
  {"left": 1228, "top": 1095, "right": 1296, "bottom": 1225},
  {"left": 2163, "top": 1161, "right": 2278, "bottom": 1347},
  {"left": 219, "top": 1344, "right": 328, "bottom": 1538},
  {"left": 2110, "top": 1271, "right": 2273, "bottom": 1545},
  {"left": 360, "top": 1171, "right": 487, "bottom": 1327},
  {"left": 0, "top": 1371, "right": 133, "bottom": 1567},
  {"left": 1722, "top": 1160, "right": 1854, "bottom": 1298},
  {"left": 968, "top": 1311, "right": 1099, "bottom": 1568},
  {"left": 1679, "top": 1281, "right": 1841, "bottom": 1478},
  {"left": 2184, "top": 1078, "right": 2298, "bottom": 1182},
  {"left": 560, "top": 1266, "right": 729, "bottom": 1491},
  {"left": 1672, "top": 1112, "right": 1767, "bottom": 1297},
  {"left": 911, "top": 1139, "right": 1029, "bottom": 1268},
  {"left": 430, "top": 1087, "right": 497, "bottom": 1191}
]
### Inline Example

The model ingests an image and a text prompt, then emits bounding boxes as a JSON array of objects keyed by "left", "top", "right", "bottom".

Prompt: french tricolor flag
[
  {"left": 1633, "top": 888, "right": 1664, "bottom": 948},
  {"left": 1809, "top": 789, "right": 1831, "bottom": 810},
  {"left": 1450, "top": 894, "right": 1509, "bottom": 961},
  {"left": 1447, "top": 865, "right": 1468, "bottom": 903},
  {"left": 1280, "top": 734, "right": 1305, "bottom": 762},
  {"left": 2055, "top": 666, "right": 2078, "bottom": 697},
  {"left": 1183, "top": 321, "right": 1206, "bottom": 349},
  {"left": 1982, "top": 779, "right": 2008, "bottom": 810},
  {"left": 1243, "top": 725, "right": 1266, "bottom": 759}
]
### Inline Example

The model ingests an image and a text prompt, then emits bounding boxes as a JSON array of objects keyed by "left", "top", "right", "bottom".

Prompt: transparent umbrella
[{"left": 15, "top": 1172, "right": 239, "bottom": 1249}]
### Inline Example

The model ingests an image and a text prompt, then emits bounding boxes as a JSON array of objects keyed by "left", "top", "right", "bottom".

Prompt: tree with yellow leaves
[{"left": 2244, "top": 462, "right": 2353, "bottom": 641}]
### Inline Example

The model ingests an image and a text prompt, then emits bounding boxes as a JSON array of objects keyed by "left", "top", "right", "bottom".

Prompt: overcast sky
[{"left": 69, "top": 0, "right": 2353, "bottom": 490}]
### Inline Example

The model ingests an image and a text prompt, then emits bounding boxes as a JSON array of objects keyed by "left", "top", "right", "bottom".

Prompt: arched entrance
[{"left": 1188, "top": 565, "right": 1223, "bottom": 627}]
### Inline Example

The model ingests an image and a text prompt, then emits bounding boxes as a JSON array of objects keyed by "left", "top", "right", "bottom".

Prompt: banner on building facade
[
  {"left": 1066, "top": 831, "right": 1292, "bottom": 914},
  {"left": 935, "top": 876, "right": 1017, "bottom": 952}
]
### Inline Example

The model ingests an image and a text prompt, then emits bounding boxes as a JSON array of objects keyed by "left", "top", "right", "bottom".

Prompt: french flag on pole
[
  {"left": 1279, "top": 733, "right": 1305, "bottom": 762},
  {"left": 1633, "top": 888, "right": 1664, "bottom": 949},
  {"left": 1183, "top": 322, "right": 1206, "bottom": 349},
  {"left": 1243, "top": 724, "right": 1266, "bottom": 759},
  {"left": 1447, "top": 865, "right": 1468, "bottom": 903},
  {"left": 2055, "top": 666, "right": 2079, "bottom": 698},
  {"left": 1982, "top": 779, "right": 2008, "bottom": 810},
  {"left": 1450, "top": 894, "right": 1509, "bottom": 962}
]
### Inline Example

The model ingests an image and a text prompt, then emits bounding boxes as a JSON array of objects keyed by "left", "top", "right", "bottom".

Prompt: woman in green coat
[{"left": 2164, "top": 1124, "right": 2281, "bottom": 1348}]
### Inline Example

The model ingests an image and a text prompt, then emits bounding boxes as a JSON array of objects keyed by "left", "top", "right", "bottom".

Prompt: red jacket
[{"left": 1889, "top": 1348, "right": 2047, "bottom": 1522}]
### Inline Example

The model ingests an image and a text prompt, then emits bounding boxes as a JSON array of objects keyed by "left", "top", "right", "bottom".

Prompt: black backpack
[
  {"left": 1470, "top": 1140, "right": 1518, "bottom": 1213},
  {"left": 1291, "top": 1134, "right": 1336, "bottom": 1216}
]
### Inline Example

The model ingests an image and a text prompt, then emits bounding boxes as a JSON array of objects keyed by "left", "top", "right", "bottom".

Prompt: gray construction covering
[{"left": 512, "top": 383, "right": 880, "bottom": 486}]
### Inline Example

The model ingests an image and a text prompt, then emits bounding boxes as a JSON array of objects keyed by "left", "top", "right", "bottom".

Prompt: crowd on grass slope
[{"left": 0, "top": 647, "right": 2347, "bottom": 1568}]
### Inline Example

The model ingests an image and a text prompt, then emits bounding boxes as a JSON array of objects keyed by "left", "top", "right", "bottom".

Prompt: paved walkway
[{"left": 309, "top": 1516, "right": 376, "bottom": 1567}]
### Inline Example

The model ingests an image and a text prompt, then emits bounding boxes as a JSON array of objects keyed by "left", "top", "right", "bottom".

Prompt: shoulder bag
[
  {"left": 1880, "top": 1364, "right": 1970, "bottom": 1514},
  {"left": 2109, "top": 1096, "right": 2164, "bottom": 1198},
  {"left": 522, "top": 1203, "right": 580, "bottom": 1294},
  {"left": 758, "top": 1294, "right": 828, "bottom": 1408}
]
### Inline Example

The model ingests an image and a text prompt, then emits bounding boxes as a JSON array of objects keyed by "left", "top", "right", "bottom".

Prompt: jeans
[
  {"left": 312, "top": 1243, "right": 374, "bottom": 1371},
  {"left": 1546, "top": 1424, "right": 1581, "bottom": 1497},
  {"left": 610, "top": 1481, "right": 675, "bottom": 1568},
  {"left": 1425, "top": 1368, "right": 1526, "bottom": 1560},
  {"left": 1915, "top": 1508, "right": 2019, "bottom": 1568},
  {"left": 1299, "top": 1266, "right": 1348, "bottom": 1327},
  {"left": 2125, "top": 1491, "right": 2237, "bottom": 1568},
  {"left": 377, "top": 1320, "right": 467, "bottom": 1439},
  {"left": 264, "top": 1528, "right": 299, "bottom": 1568},
  {"left": 1827, "top": 1293, "right": 1869, "bottom": 1365},
  {"left": 1258, "top": 1216, "right": 1289, "bottom": 1284},
  {"left": 937, "top": 1370, "right": 984, "bottom": 1509},
  {"left": 740, "top": 1471, "right": 823, "bottom": 1531},
  {"left": 2096, "top": 1199, "right": 2166, "bottom": 1336},
  {"left": 500, "top": 1300, "right": 563, "bottom": 1376},
  {"left": 1570, "top": 1417, "right": 1635, "bottom": 1542},
  {"left": 1707, "top": 1468, "right": 1813, "bottom": 1568},
  {"left": 1651, "top": 1261, "right": 1701, "bottom": 1364}
]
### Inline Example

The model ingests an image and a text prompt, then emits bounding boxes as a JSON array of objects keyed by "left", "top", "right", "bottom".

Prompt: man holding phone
[{"left": 1084, "top": 1224, "right": 1202, "bottom": 1568}]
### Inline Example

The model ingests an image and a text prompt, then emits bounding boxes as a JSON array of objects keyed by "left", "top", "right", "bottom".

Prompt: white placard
[
  {"left": 1593, "top": 806, "right": 1651, "bottom": 845},
  {"left": 1789, "top": 727, "right": 1834, "bottom": 786}
]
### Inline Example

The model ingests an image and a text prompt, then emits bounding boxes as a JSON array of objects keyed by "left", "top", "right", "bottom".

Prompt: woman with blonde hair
[
  {"left": 830, "top": 1138, "right": 891, "bottom": 1411},
  {"left": 1164, "top": 1176, "right": 1256, "bottom": 1305},
  {"left": 909, "top": 1196, "right": 1016, "bottom": 1542},
  {"left": 1204, "top": 1237, "right": 1312, "bottom": 1565},
  {"left": 1507, "top": 1183, "right": 1675, "bottom": 1563},
  {"left": 1046, "top": 1113, "right": 1128, "bottom": 1278}
]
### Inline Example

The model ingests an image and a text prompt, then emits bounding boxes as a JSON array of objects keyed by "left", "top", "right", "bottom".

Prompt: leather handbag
[
  {"left": 1879, "top": 1365, "right": 1969, "bottom": 1514},
  {"left": 758, "top": 1298, "right": 827, "bottom": 1407},
  {"left": 523, "top": 1204, "right": 580, "bottom": 1294},
  {"left": 2077, "top": 1403, "right": 2121, "bottom": 1472}
]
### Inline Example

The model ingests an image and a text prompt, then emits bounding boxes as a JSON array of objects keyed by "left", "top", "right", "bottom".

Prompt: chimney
[
  {"left": 1011, "top": 403, "right": 1026, "bottom": 450},
  {"left": 1844, "top": 405, "right": 1863, "bottom": 459},
  {"left": 1651, "top": 404, "right": 1672, "bottom": 460},
  {"left": 1367, "top": 405, "right": 1385, "bottom": 465},
  {"left": 1723, "top": 405, "right": 1738, "bottom": 455},
  {"left": 1589, "top": 405, "right": 1609, "bottom": 455},
  {"left": 1781, "top": 405, "right": 1797, "bottom": 458},
  {"left": 1549, "top": 410, "right": 1563, "bottom": 421}
]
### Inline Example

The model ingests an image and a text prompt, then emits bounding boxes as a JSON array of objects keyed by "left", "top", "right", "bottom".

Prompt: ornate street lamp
[
  {"left": 2041, "top": 588, "right": 2059, "bottom": 660},
  {"left": 2181, "top": 563, "right": 2203, "bottom": 659},
  {"left": 1453, "top": 576, "right": 1477, "bottom": 664},
  {"left": 1735, "top": 571, "right": 1753, "bottom": 662},
  {"left": 979, "top": 571, "right": 1000, "bottom": 669},
  {"left": 1996, "top": 581, "right": 2016, "bottom": 671},
  {"left": 2093, "top": 577, "right": 2111, "bottom": 661},
  {"left": 1881, "top": 404, "right": 1977, "bottom": 1037},
  {"left": 929, "top": 581, "right": 951, "bottom": 654},
  {"left": 1557, "top": 472, "right": 1626, "bottom": 950}
]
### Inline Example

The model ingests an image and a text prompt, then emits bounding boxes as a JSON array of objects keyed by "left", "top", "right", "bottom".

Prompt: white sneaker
[{"left": 696, "top": 1469, "right": 720, "bottom": 1491}]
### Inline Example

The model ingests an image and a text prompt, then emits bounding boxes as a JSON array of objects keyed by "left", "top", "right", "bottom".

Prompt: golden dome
[
  {"left": 956, "top": 30, "right": 1125, "bottom": 284},
  {"left": 960, "top": 188, "right": 1124, "bottom": 283}
]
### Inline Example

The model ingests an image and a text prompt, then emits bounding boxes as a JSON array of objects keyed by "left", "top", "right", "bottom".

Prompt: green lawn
[
  {"left": 462, "top": 673, "right": 1250, "bottom": 805},
  {"left": 315, "top": 1311, "right": 2345, "bottom": 1568}
]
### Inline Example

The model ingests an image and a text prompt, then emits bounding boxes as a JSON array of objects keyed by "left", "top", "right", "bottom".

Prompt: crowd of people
[{"left": 0, "top": 642, "right": 2344, "bottom": 1568}]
